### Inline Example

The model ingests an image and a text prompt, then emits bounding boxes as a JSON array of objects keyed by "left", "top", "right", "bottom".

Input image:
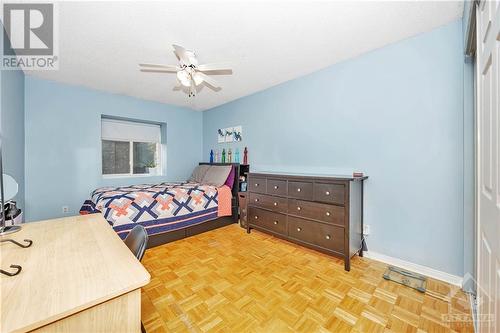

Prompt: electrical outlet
[
  {"left": 62, "top": 206, "right": 69, "bottom": 214},
  {"left": 363, "top": 224, "right": 370, "bottom": 235}
]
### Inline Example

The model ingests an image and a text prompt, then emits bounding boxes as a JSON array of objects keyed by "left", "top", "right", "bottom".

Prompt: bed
[{"left": 80, "top": 163, "right": 240, "bottom": 248}]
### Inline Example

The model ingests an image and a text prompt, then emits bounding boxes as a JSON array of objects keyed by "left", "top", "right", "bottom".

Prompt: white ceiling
[{"left": 27, "top": 1, "right": 464, "bottom": 111}]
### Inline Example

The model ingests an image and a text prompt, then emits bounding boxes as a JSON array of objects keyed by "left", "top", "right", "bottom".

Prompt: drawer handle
[
  {"left": 297, "top": 227, "right": 302, "bottom": 232},
  {"left": 254, "top": 198, "right": 259, "bottom": 202},
  {"left": 254, "top": 216, "right": 258, "bottom": 220},
  {"left": 325, "top": 191, "right": 330, "bottom": 196},
  {"left": 326, "top": 212, "right": 331, "bottom": 216},
  {"left": 273, "top": 202, "right": 278, "bottom": 206},
  {"left": 274, "top": 185, "right": 279, "bottom": 190},
  {"left": 254, "top": 183, "right": 259, "bottom": 187},
  {"left": 273, "top": 221, "right": 278, "bottom": 225},
  {"left": 297, "top": 206, "right": 301, "bottom": 211},
  {"left": 325, "top": 235, "right": 331, "bottom": 240},
  {"left": 297, "top": 188, "right": 301, "bottom": 192}
]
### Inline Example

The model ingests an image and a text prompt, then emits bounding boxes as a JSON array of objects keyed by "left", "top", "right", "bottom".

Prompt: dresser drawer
[
  {"left": 288, "top": 181, "right": 313, "bottom": 200},
  {"left": 267, "top": 179, "right": 287, "bottom": 196},
  {"left": 314, "top": 183, "right": 345, "bottom": 205},
  {"left": 249, "top": 193, "right": 287, "bottom": 213},
  {"left": 288, "top": 217, "right": 344, "bottom": 253},
  {"left": 248, "top": 207, "right": 287, "bottom": 235},
  {"left": 288, "top": 199, "right": 345, "bottom": 225},
  {"left": 248, "top": 177, "right": 267, "bottom": 194}
]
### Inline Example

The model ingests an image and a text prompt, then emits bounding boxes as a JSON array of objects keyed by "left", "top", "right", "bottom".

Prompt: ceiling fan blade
[
  {"left": 193, "top": 72, "right": 220, "bottom": 88},
  {"left": 197, "top": 63, "right": 232, "bottom": 73},
  {"left": 140, "top": 69, "right": 177, "bottom": 73},
  {"left": 173, "top": 44, "right": 192, "bottom": 65},
  {"left": 139, "top": 63, "right": 179, "bottom": 71}
]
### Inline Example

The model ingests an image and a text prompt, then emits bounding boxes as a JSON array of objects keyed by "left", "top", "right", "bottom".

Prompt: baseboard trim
[{"left": 363, "top": 251, "right": 463, "bottom": 287}]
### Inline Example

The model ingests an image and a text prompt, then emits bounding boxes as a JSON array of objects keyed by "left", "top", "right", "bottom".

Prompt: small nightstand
[
  {"left": 238, "top": 164, "right": 249, "bottom": 228},
  {"left": 238, "top": 192, "right": 248, "bottom": 228}
]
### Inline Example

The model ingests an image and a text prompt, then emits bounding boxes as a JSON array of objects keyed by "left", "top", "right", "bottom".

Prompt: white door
[{"left": 476, "top": 1, "right": 500, "bottom": 332}]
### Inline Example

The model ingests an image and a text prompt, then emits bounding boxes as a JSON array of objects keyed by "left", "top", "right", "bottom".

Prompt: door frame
[{"left": 475, "top": 0, "right": 500, "bottom": 332}]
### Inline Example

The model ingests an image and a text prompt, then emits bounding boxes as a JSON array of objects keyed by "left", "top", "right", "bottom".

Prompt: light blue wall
[
  {"left": 203, "top": 20, "right": 466, "bottom": 276},
  {"left": 1, "top": 70, "right": 25, "bottom": 213},
  {"left": 462, "top": 56, "right": 474, "bottom": 289},
  {"left": 462, "top": 0, "right": 475, "bottom": 291},
  {"left": 25, "top": 77, "right": 203, "bottom": 221}
]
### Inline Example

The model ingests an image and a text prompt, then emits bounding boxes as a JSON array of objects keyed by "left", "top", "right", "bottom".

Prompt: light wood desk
[{"left": 0, "top": 214, "right": 151, "bottom": 333}]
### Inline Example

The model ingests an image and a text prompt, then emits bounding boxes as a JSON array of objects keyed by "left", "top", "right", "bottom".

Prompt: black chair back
[{"left": 124, "top": 225, "right": 148, "bottom": 262}]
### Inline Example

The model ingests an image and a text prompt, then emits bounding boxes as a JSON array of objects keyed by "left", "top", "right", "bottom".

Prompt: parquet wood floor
[{"left": 141, "top": 224, "right": 474, "bottom": 333}]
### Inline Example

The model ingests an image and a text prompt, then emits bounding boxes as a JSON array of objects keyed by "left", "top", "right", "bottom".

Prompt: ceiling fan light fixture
[
  {"left": 176, "top": 69, "right": 191, "bottom": 87},
  {"left": 176, "top": 69, "right": 188, "bottom": 82},
  {"left": 193, "top": 72, "right": 203, "bottom": 86}
]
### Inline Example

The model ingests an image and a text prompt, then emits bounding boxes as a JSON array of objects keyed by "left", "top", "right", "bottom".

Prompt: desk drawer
[
  {"left": 249, "top": 193, "right": 287, "bottom": 213},
  {"left": 314, "top": 183, "right": 345, "bottom": 205},
  {"left": 248, "top": 207, "right": 287, "bottom": 235},
  {"left": 288, "top": 216, "right": 344, "bottom": 253},
  {"left": 288, "top": 199, "right": 344, "bottom": 225},
  {"left": 267, "top": 179, "right": 287, "bottom": 196},
  {"left": 248, "top": 177, "right": 267, "bottom": 194},
  {"left": 288, "top": 181, "right": 313, "bottom": 200}
]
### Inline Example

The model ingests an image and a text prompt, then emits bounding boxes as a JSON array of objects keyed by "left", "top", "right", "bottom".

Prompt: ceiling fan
[{"left": 139, "top": 45, "right": 232, "bottom": 97}]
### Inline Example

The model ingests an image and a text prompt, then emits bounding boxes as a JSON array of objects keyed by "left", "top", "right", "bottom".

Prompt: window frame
[{"left": 101, "top": 122, "right": 163, "bottom": 179}]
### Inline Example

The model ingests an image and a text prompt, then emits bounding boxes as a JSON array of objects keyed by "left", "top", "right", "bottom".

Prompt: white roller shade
[{"left": 101, "top": 118, "right": 161, "bottom": 142}]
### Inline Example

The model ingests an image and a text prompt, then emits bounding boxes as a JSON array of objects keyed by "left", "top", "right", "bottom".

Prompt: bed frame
[{"left": 147, "top": 163, "right": 241, "bottom": 249}]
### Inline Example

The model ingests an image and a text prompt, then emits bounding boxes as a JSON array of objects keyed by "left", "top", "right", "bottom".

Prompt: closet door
[{"left": 476, "top": 1, "right": 500, "bottom": 332}]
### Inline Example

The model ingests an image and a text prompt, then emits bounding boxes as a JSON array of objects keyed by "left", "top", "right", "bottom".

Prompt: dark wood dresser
[{"left": 246, "top": 172, "right": 367, "bottom": 271}]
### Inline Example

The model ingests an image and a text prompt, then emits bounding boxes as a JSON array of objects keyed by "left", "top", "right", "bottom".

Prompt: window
[{"left": 101, "top": 118, "right": 162, "bottom": 176}]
